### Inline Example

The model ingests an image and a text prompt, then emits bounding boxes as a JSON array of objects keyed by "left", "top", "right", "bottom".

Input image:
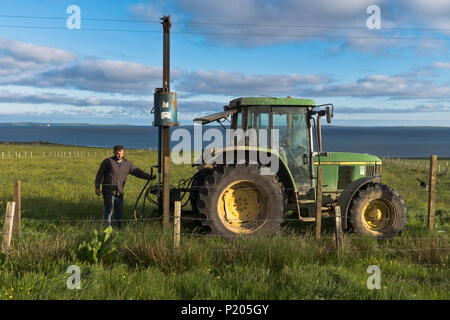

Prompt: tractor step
[{"left": 298, "top": 217, "right": 316, "bottom": 222}]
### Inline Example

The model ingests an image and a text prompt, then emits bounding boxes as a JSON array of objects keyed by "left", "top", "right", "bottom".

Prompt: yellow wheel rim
[
  {"left": 362, "top": 199, "right": 395, "bottom": 231},
  {"left": 217, "top": 180, "right": 269, "bottom": 234}
]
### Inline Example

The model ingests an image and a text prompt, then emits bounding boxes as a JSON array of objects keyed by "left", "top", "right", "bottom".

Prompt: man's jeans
[{"left": 103, "top": 194, "right": 124, "bottom": 228}]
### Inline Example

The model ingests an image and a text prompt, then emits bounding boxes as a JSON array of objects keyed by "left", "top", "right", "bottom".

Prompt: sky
[{"left": 0, "top": 0, "right": 449, "bottom": 126}]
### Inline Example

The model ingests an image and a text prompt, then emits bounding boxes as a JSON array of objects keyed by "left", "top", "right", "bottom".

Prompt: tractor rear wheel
[
  {"left": 348, "top": 183, "right": 407, "bottom": 238},
  {"left": 194, "top": 164, "right": 285, "bottom": 237}
]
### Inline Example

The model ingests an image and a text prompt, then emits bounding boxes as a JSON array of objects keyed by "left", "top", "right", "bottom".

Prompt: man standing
[{"left": 95, "top": 145, "right": 155, "bottom": 228}]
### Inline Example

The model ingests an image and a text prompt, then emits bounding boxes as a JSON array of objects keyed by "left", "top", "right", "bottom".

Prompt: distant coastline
[
  {"left": 0, "top": 125, "right": 449, "bottom": 157},
  {"left": 0, "top": 140, "right": 86, "bottom": 147},
  {"left": 0, "top": 122, "right": 135, "bottom": 127},
  {"left": 0, "top": 122, "right": 449, "bottom": 128}
]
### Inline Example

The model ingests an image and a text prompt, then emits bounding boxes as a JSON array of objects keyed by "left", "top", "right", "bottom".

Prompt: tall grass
[{"left": 0, "top": 144, "right": 448, "bottom": 299}]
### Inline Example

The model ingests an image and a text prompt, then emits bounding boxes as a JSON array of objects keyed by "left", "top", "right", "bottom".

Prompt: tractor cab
[{"left": 194, "top": 97, "right": 333, "bottom": 192}]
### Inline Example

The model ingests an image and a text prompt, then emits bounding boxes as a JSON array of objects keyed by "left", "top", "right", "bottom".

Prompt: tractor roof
[
  {"left": 228, "top": 97, "right": 316, "bottom": 108},
  {"left": 193, "top": 97, "right": 317, "bottom": 124}
]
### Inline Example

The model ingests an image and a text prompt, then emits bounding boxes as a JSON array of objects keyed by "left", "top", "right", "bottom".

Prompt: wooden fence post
[
  {"left": 315, "top": 166, "right": 323, "bottom": 240},
  {"left": 334, "top": 205, "right": 344, "bottom": 260},
  {"left": 13, "top": 180, "right": 21, "bottom": 236},
  {"left": 173, "top": 201, "right": 181, "bottom": 254},
  {"left": 428, "top": 155, "right": 437, "bottom": 231},
  {"left": 1, "top": 202, "right": 15, "bottom": 252}
]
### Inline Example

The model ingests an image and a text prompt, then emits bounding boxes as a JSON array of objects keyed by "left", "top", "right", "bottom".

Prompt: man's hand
[
  {"left": 95, "top": 188, "right": 101, "bottom": 196},
  {"left": 149, "top": 175, "right": 156, "bottom": 180}
]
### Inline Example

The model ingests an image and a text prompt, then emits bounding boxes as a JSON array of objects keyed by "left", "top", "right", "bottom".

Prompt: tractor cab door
[
  {"left": 231, "top": 106, "right": 312, "bottom": 191},
  {"left": 272, "top": 107, "right": 312, "bottom": 190}
]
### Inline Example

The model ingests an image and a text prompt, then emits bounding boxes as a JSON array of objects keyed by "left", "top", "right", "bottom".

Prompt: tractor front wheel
[
  {"left": 348, "top": 183, "right": 407, "bottom": 238},
  {"left": 195, "top": 164, "right": 285, "bottom": 237}
]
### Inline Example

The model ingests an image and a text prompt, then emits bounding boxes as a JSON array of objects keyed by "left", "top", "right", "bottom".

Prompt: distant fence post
[
  {"left": 428, "top": 155, "right": 437, "bottom": 231},
  {"left": 1, "top": 202, "right": 15, "bottom": 252},
  {"left": 173, "top": 201, "right": 181, "bottom": 255},
  {"left": 13, "top": 180, "right": 21, "bottom": 236}
]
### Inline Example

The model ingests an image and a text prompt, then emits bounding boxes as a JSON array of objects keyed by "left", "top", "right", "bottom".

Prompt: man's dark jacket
[{"left": 95, "top": 157, "right": 152, "bottom": 196}]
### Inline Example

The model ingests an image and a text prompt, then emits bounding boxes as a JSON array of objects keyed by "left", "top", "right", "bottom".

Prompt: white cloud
[
  {"left": 177, "top": 70, "right": 331, "bottom": 96},
  {"left": 404, "top": 0, "right": 450, "bottom": 33},
  {"left": 0, "top": 89, "right": 152, "bottom": 108},
  {"left": 0, "top": 37, "right": 76, "bottom": 65},
  {"left": 130, "top": 0, "right": 450, "bottom": 54},
  {"left": 307, "top": 74, "right": 450, "bottom": 99},
  {"left": 337, "top": 102, "right": 450, "bottom": 113},
  {"left": 1, "top": 59, "right": 182, "bottom": 94},
  {"left": 131, "top": 0, "right": 382, "bottom": 47}
]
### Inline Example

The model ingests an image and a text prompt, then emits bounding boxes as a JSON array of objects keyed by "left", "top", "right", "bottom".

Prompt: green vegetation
[
  {"left": 77, "top": 226, "right": 120, "bottom": 264},
  {"left": 0, "top": 144, "right": 448, "bottom": 299}
]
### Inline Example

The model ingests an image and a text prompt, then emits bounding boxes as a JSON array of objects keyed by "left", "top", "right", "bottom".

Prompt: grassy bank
[{"left": 0, "top": 144, "right": 448, "bottom": 299}]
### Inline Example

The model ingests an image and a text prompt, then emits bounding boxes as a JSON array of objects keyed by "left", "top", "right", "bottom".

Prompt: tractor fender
[{"left": 338, "top": 176, "right": 381, "bottom": 230}]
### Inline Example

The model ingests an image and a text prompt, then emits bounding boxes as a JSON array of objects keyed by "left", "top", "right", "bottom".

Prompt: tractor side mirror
[{"left": 326, "top": 106, "right": 332, "bottom": 124}]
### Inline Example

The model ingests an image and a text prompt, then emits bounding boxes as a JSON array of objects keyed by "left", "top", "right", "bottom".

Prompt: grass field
[{"left": 0, "top": 144, "right": 448, "bottom": 300}]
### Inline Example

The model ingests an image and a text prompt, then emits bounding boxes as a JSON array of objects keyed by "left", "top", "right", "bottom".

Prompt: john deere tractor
[{"left": 188, "top": 97, "right": 407, "bottom": 238}]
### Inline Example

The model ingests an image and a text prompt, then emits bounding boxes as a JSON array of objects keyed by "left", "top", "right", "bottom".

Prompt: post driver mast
[{"left": 153, "top": 15, "right": 178, "bottom": 228}]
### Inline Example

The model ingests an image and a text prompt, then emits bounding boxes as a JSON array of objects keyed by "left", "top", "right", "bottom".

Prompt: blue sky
[{"left": 0, "top": 0, "right": 449, "bottom": 126}]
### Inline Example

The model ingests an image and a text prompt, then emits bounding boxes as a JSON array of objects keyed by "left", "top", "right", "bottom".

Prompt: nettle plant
[{"left": 77, "top": 226, "right": 120, "bottom": 264}]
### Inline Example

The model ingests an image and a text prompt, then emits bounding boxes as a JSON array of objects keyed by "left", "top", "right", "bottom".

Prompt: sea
[{"left": 0, "top": 125, "right": 449, "bottom": 158}]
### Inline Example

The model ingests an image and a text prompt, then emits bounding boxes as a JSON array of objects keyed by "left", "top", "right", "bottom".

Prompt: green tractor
[{"left": 188, "top": 97, "right": 407, "bottom": 238}]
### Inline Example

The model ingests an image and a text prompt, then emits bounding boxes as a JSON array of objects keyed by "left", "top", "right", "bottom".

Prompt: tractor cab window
[
  {"left": 272, "top": 107, "right": 309, "bottom": 155},
  {"left": 272, "top": 106, "right": 311, "bottom": 189},
  {"left": 236, "top": 112, "right": 242, "bottom": 128},
  {"left": 247, "top": 106, "right": 270, "bottom": 129}
]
